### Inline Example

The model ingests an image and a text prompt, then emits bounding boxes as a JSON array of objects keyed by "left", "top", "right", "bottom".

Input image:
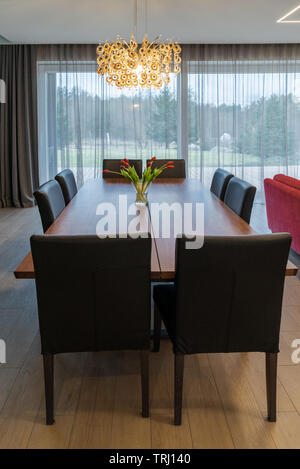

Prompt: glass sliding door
[
  {"left": 37, "top": 61, "right": 179, "bottom": 186},
  {"left": 37, "top": 55, "right": 300, "bottom": 200},
  {"left": 187, "top": 60, "right": 300, "bottom": 199}
]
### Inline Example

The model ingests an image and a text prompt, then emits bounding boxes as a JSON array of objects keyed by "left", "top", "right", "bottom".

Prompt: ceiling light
[
  {"left": 0, "top": 34, "right": 10, "bottom": 44},
  {"left": 277, "top": 4, "right": 300, "bottom": 23},
  {"left": 96, "top": 0, "right": 181, "bottom": 89}
]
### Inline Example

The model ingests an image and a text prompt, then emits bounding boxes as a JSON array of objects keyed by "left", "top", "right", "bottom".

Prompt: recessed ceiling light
[
  {"left": 0, "top": 34, "right": 10, "bottom": 43},
  {"left": 277, "top": 4, "right": 300, "bottom": 23}
]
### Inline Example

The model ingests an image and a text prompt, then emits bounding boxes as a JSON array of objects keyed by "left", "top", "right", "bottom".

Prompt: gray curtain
[{"left": 0, "top": 45, "right": 38, "bottom": 208}]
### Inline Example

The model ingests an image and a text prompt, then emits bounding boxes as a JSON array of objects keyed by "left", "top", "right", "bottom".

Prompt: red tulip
[
  {"left": 168, "top": 161, "right": 174, "bottom": 165},
  {"left": 120, "top": 165, "right": 126, "bottom": 169},
  {"left": 147, "top": 162, "right": 151, "bottom": 167},
  {"left": 103, "top": 169, "right": 110, "bottom": 173},
  {"left": 168, "top": 165, "right": 175, "bottom": 169},
  {"left": 123, "top": 158, "right": 128, "bottom": 163},
  {"left": 151, "top": 156, "right": 156, "bottom": 161}
]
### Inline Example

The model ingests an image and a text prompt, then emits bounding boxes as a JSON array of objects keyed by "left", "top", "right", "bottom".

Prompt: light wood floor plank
[
  {"left": 0, "top": 308, "right": 22, "bottom": 340},
  {"left": 278, "top": 365, "right": 300, "bottom": 414},
  {"left": 184, "top": 365, "right": 234, "bottom": 449},
  {"left": 150, "top": 367, "right": 193, "bottom": 449},
  {"left": 69, "top": 351, "right": 119, "bottom": 449},
  {"left": 0, "top": 369, "right": 19, "bottom": 411},
  {"left": 229, "top": 352, "right": 295, "bottom": 414},
  {"left": 0, "top": 306, "right": 38, "bottom": 369},
  {"left": 53, "top": 352, "right": 89, "bottom": 417},
  {"left": 281, "top": 306, "right": 300, "bottom": 332},
  {"left": 209, "top": 353, "right": 277, "bottom": 449},
  {"left": 270, "top": 413, "right": 300, "bottom": 449},
  {"left": 27, "top": 352, "right": 89, "bottom": 448},
  {"left": 27, "top": 415, "right": 74, "bottom": 449},
  {"left": 110, "top": 352, "right": 151, "bottom": 449},
  {"left": 0, "top": 335, "right": 43, "bottom": 449},
  {"left": 283, "top": 278, "right": 300, "bottom": 306}
]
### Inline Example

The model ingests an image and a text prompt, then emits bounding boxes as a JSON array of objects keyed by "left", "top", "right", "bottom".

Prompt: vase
[{"left": 134, "top": 186, "right": 148, "bottom": 205}]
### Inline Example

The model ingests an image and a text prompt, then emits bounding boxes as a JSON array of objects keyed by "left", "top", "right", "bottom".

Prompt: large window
[
  {"left": 187, "top": 60, "right": 300, "bottom": 198},
  {"left": 38, "top": 59, "right": 300, "bottom": 199},
  {"left": 38, "top": 62, "right": 178, "bottom": 186}
]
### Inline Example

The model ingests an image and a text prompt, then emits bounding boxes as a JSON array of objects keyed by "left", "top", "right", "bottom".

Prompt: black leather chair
[
  {"left": 103, "top": 159, "right": 143, "bottom": 178},
  {"left": 55, "top": 169, "right": 78, "bottom": 205},
  {"left": 153, "top": 234, "right": 291, "bottom": 425},
  {"left": 30, "top": 235, "right": 152, "bottom": 425},
  {"left": 224, "top": 176, "right": 256, "bottom": 224},
  {"left": 210, "top": 168, "right": 234, "bottom": 201},
  {"left": 34, "top": 180, "right": 66, "bottom": 233},
  {"left": 146, "top": 159, "right": 186, "bottom": 178}
]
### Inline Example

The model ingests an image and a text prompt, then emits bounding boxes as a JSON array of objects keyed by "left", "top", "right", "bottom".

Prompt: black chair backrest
[
  {"left": 173, "top": 234, "right": 291, "bottom": 355},
  {"left": 146, "top": 159, "right": 186, "bottom": 178},
  {"left": 34, "top": 180, "right": 65, "bottom": 233},
  {"left": 30, "top": 235, "right": 152, "bottom": 355},
  {"left": 224, "top": 176, "right": 256, "bottom": 223},
  {"left": 103, "top": 159, "right": 143, "bottom": 178},
  {"left": 55, "top": 169, "right": 78, "bottom": 205},
  {"left": 210, "top": 168, "right": 234, "bottom": 201}
]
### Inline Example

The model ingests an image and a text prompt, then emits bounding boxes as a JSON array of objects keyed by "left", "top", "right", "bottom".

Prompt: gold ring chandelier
[{"left": 96, "top": 0, "right": 181, "bottom": 89}]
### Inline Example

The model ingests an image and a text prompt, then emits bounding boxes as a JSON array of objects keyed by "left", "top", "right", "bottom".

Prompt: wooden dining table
[{"left": 14, "top": 178, "right": 298, "bottom": 280}]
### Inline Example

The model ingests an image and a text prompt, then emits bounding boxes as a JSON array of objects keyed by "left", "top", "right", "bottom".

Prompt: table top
[{"left": 14, "top": 178, "right": 298, "bottom": 280}]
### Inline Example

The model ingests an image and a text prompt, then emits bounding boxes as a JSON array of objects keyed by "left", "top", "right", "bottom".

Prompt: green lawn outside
[{"left": 57, "top": 147, "right": 297, "bottom": 169}]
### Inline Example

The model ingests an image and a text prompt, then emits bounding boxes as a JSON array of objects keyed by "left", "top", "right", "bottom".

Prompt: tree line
[{"left": 56, "top": 85, "right": 300, "bottom": 159}]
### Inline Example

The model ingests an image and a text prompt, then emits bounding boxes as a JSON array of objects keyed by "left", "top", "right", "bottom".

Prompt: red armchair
[
  {"left": 264, "top": 175, "right": 300, "bottom": 254},
  {"left": 274, "top": 174, "right": 300, "bottom": 191}
]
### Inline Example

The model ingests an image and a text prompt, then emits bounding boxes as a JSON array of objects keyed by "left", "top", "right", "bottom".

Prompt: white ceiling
[{"left": 0, "top": 0, "right": 300, "bottom": 44}]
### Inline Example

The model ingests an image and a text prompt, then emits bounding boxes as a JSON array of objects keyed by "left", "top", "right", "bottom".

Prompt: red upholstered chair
[
  {"left": 274, "top": 174, "right": 300, "bottom": 191},
  {"left": 264, "top": 175, "right": 300, "bottom": 254}
]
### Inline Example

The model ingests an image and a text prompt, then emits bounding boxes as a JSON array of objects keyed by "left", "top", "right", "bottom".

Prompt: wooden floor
[{"left": 0, "top": 204, "right": 300, "bottom": 449}]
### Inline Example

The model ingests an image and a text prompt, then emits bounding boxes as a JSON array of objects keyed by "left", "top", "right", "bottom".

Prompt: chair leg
[
  {"left": 174, "top": 354, "right": 184, "bottom": 426},
  {"left": 152, "top": 303, "right": 162, "bottom": 352},
  {"left": 140, "top": 350, "right": 149, "bottom": 418},
  {"left": 266, "top": 352, "right": 277, "bottom": 422},
  {"left": 43, "top": 354, "right": 54, "bottom": 425}
]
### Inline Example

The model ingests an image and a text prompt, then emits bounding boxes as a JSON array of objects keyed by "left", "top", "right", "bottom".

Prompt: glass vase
[{"left": 134, "top": 186, "right": 148, "bottom": 205}]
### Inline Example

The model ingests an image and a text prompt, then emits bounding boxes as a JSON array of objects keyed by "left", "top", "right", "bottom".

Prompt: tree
[
  {"left": 147, "top": 87, "right": 177, "bottom": 148},
  {"left": 263, "top": 94, "right": 295, "bottom": 159},
  {"left": 56, "top": 86, "right": 74, "bottom": 148},
  {"left": 237, "top": 94, "right": 295, "bottom": 160}
]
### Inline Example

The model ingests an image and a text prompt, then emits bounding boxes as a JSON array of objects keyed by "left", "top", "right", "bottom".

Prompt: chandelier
[{"left": 96, "top": 1, "right": 181, "bottom": 89}]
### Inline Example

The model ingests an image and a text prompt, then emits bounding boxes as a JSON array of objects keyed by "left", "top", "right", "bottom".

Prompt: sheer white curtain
[
  {"left": 37, "top": 45, "right": 178, "bottom": 187},
  {"left": 37, "top": 44, "right": 300, "bottom": 199},
  {"left": 184, "top": 44, "right": 300, "bottom": 200}
]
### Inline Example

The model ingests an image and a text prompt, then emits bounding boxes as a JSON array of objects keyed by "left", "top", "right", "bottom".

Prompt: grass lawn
[{"left": 57, "top": 147, "right": 296, "bottom": 168}]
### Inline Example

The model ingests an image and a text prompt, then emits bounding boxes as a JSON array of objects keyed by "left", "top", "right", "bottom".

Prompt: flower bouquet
[{"left": 103, "top": 157, "right": 174, "bottom": 204}]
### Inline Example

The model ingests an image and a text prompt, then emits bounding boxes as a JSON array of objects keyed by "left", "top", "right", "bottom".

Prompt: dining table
[{"left": 14, "top": 178, "right": 298, "bottom": 280}]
